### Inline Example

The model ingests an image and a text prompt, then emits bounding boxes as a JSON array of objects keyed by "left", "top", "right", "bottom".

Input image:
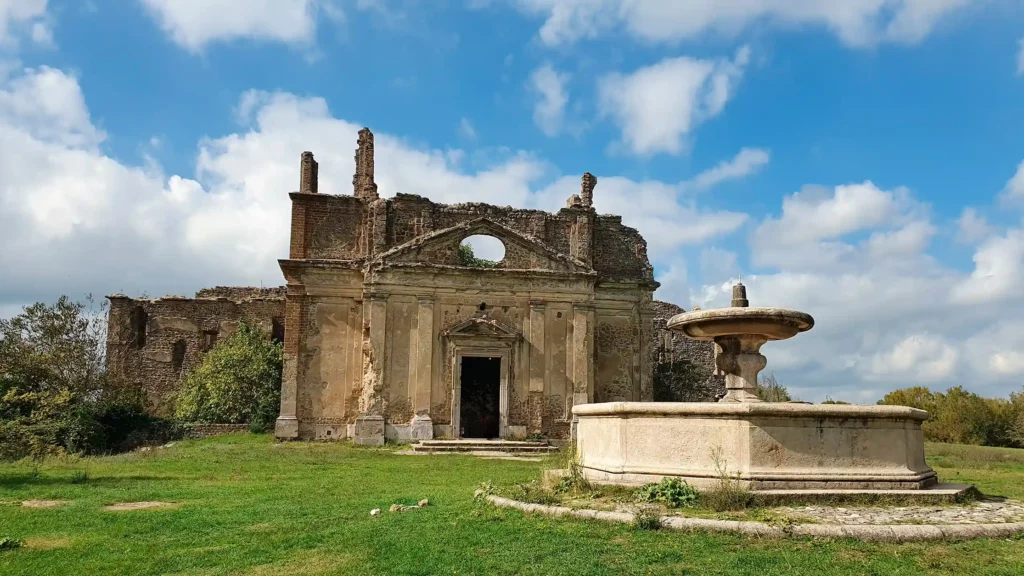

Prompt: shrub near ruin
[{"left": 174, "top": 321, "right": 282, "bottom": 432}]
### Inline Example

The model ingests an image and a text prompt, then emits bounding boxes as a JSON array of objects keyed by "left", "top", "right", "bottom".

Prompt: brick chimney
[
  {"left": 581, "top": 172, "right": 596, "bottom": 208},
  {"left": 299, "top": 151, "right": 318, "bottom": 194},
  {"left": 353, "top": 127, "right": 379, "bottom": 200}
]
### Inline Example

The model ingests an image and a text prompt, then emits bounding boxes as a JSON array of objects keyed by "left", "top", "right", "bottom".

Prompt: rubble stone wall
[{"left": 106, "top": 291, "right": 285, "bottom": 415}]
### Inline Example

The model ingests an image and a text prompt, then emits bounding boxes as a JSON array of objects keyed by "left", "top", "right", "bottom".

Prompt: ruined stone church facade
[{"left": 106, "top": 128, "right": 723, "bottom": 444}]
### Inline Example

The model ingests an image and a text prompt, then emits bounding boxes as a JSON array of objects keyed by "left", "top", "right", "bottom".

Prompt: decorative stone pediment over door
[{"left": 443, "top": 314, "right": 522, "bottom": 439}]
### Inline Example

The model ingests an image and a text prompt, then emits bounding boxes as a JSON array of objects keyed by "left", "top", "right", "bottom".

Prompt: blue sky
[{"left": 3, "top": 0, "right": 1024, "bottom": 402}]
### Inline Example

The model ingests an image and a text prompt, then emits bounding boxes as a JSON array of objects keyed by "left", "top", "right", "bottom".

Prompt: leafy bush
[
  {"left": 633, "top": 477, "right": 699, "bottom": 508},
  {"left": 174, "top": 321, "right": 283, "bottom": 430}
]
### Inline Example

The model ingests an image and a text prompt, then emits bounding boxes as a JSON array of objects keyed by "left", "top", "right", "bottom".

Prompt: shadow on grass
[{"left": 0, "top": 475, "right": 178, "bottom": 488}]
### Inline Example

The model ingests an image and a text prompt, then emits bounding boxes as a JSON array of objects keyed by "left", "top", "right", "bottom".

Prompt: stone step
[{"left": 412, "top": 440, "right": 558, "bottom": 454}]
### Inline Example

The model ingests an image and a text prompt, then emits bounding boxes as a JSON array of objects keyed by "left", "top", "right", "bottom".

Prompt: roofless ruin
[{"left": 106, "top": 128, "right": 723, "bottom": 444}]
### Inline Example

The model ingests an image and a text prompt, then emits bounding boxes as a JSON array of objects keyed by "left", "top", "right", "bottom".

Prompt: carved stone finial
[
  {"left": 566, "top": 193, "right": 583, "bottom": 208},
  {"left": 300, "top": 151, "right": 318, "bottom": 193},
  {"left": 353, "top": 127, "right": 379, "bottom": 200},
  {"left": 581, "top": 172, "right": 596, "bottom": 208},
  {"left": 731, "top": 283, "right": 748, "bottom": 308}
]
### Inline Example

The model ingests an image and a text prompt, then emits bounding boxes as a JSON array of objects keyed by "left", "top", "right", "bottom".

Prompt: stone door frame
[{"left": 451, "top": 344, "right": 512, "bottom": 439}]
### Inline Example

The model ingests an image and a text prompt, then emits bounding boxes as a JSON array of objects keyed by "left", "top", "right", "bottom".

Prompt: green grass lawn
[{"left": 1, "top": 435, "right": 1022, "bottom": 576}]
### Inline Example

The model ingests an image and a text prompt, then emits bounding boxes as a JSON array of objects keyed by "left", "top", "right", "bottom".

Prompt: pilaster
[
  {"left": 528, "top": 299, "right": 546, "bottom": 432},
  {"left": 355, "top": 292, "right": 388, "bottom": 446},
  {"left": 275, "top": 287, "right": 305, "bottom": 439},
  {"left": 411, "top": 295, "right": 434, "bottom": 440}
]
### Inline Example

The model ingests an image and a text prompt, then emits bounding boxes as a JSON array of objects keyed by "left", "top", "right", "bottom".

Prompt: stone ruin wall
[
  {"left": 106, "top": 290, "right": 285, "bottom": 415},
  {"left": 651, "top": 300, "right": 725, "bottom": 402},
  {"left": 294, "top": 192, "right": 655, "bottom": 283}
]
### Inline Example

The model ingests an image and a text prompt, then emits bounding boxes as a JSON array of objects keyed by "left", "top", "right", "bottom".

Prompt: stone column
[
  {"left": 528, "top": 299, "right": 546, "bottom": 433},
  {"left": 411, "top": 295, "right": 434, "bottom": 440},
  {"left": 355, "top": 293, "right": 388, "bottom": 445},
  {"left": 274, "top": 289, "right": 304, "bottom": 439},
  {"left": 715, "top": 335, "right": 767, "bottom": 403}
]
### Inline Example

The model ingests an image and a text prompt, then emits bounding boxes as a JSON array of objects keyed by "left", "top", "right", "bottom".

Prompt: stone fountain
[{"left": 572, "top": 283, "right": 953, "bottom": 493}]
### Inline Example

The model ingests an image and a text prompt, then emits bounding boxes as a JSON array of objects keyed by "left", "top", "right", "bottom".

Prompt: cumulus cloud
[
  {"left": 0, "top": 64, "right": 757, "bottom": 317},
  {"left": 1000, "top": 159, "right": 1024, "bottom": 203},
  {"left": 0, "top": 0, "right": 51, "bottom": 48},
  {"left": 138, "top": 0, "right": 344, "bottom": 52},
  {"left": 8, "top": 61, "right": 1024, "bottom": 405},
  {"left": 956, "top": 207, "right": 993, "bottom": 244},
  {"left": 509, "top": 0, "right": 982, "bottom": 48},
  {"left": 528, "top": 63, "right": 569, "bottom": 137},
  {"left": 598, "top": 47, "right": 748, "bottom": 156},
  {"left": 667, "top": 174, "right": 1024, "bottom": 401}
]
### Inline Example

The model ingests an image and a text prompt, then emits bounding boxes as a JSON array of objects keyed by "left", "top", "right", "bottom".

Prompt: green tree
[
  {"left": 458, "top": 243, "right": 498, "bottom": 268},
  {"left": 175, "top": 321, "right": 283, "bottom": 431}
]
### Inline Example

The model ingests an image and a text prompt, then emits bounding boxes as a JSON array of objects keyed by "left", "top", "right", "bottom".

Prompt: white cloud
[
  {"left": 0, "top": 0, "right": 50, "bottom": 48},
  {"left": 138, "top": 0, "right": 345, "bottom": 52},
  {"left": 950, "top": 229, "right": 1024, "bottom": 306},
  {"left": 684, "top": 147, "right": 769, "bottom": 191},
  {"left": 868, "top": 334, "right": 959, "bottom": 383},
  {"left": 1000, "top": 159, "right": 1024, "bottom": 203},
  {"left": 510, "top": 0, "right": 983, "bottom": 48},
  {"left": 598, "top": 47, "right": 748, "bottom": 156},
  {"left": 956, "top": 207, "right": 993, "bottom": 244},
  {"left": 661, "top": 175, "right": 1024, "bottom": 402},
  {"left": 8, "top": 61, "right": 1024, "bottom": 406},
  {"left": 529, "top": 63, "right": 569, "bottom": 137}
]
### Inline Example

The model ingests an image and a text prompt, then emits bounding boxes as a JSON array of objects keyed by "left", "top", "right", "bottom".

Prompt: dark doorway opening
[{"left": 460, "top": 356, "right": 501, "bottom": 439}]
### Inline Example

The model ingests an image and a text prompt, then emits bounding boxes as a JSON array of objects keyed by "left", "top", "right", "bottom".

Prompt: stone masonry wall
[
  {"left": 651, "top": 300, "right": 725, "bottom": 402},
  {"left": 290, "top": 189, "right": 654, "bottom": 285},
  {"left": 107, "top": 290, "right": 286, "bottom": 415}
]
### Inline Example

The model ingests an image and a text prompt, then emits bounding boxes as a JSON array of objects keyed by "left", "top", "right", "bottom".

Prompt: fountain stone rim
[{"left": 667, "top": 306, "right": 814, "bottom": 341}]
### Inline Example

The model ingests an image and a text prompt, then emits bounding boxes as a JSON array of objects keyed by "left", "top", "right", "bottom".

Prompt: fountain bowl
[{"left": 668, "top": 307, "right": 814, "bottom": 340}]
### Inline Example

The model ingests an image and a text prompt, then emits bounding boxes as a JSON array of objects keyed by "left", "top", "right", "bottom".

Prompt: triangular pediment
[
  {"left": 444, "top": 315, "right": 522, "bottom": 339},
  {"left": 372, "top": 218, "right": 592, "bottom": 273}
]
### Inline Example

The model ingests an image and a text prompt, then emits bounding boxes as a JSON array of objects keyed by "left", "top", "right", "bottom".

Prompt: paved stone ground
[{"left": 776, "top": 499, "right": 1024, "bottom": 525}]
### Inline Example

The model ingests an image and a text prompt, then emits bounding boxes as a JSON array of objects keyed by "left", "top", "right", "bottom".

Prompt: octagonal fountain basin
[{"left": 572, "top": 402, "right": 937, "bottom": 491}]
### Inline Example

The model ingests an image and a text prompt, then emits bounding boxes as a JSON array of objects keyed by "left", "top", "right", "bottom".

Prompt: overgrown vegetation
[
  {"left": 0, "top": 296, "right": 178, "bottom": 461},
  {"left": 174, "top": 321, "right": 283, "bottom": 432},
  {"left": 880, "top": 385, "right": 1024, "bottom": 448},
  {"left": 754, "top": 373, "right": 793, "bottom": 402},
  {"left": 633, "top": 477, "right": 699, "bottom": 508},
  {"left": 457, "top": 243, "right": 499, "bottom": 268}
]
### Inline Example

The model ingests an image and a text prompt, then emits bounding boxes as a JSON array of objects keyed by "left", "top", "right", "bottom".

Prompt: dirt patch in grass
[
  {"left": 21, "top": 500, "right": 68, "bottom": 508},
  {"left": 24, "top": 537, "right": 73, "bottom": 550},
  {"left": 232, "top": 551, "right": 354, "bottom": 576},
  {"left": 103, "top": 501, "right": 176, "bottom": 511}
]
